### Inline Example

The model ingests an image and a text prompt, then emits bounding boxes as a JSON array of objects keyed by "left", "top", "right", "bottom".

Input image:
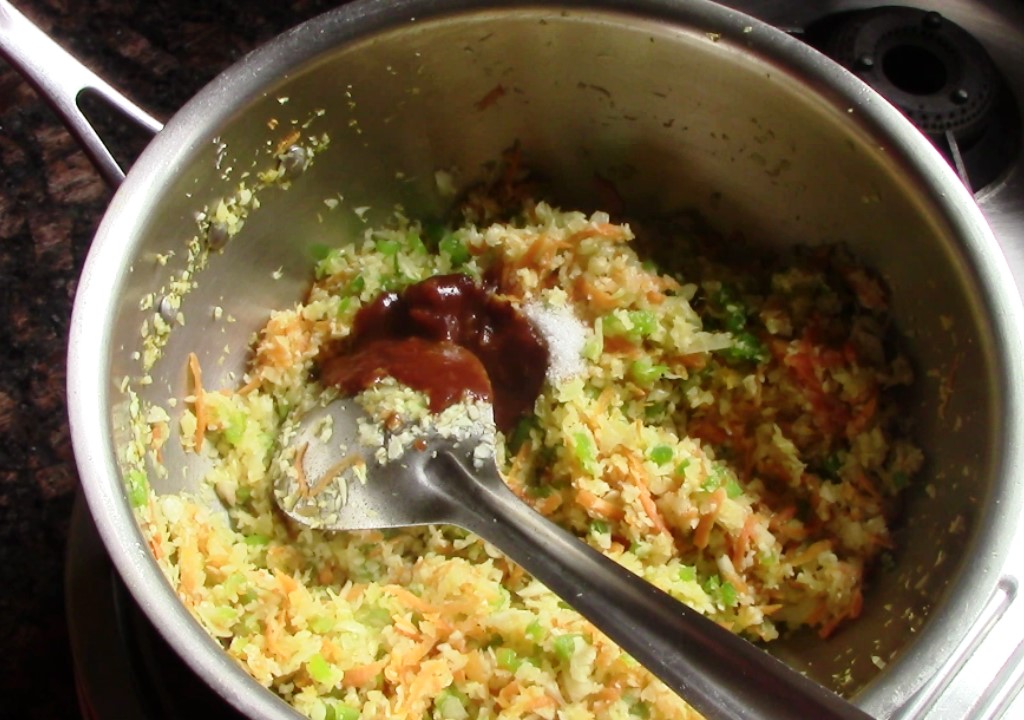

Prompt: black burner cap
[
  {"left": 822, "top": 7, "right": 997, "bottom": 143},
  {"left": 806, "top": 5, "right": 1020, "bottom": 192}
]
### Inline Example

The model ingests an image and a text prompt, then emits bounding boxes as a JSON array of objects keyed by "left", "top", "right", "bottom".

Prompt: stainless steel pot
[{"left": 4, "top": 0, "right": 1022, "bottom": 717}]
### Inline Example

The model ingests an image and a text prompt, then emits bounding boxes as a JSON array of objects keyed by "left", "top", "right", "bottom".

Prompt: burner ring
[{"left": 825, "top": 7, "right": 998, "bottom": 144}]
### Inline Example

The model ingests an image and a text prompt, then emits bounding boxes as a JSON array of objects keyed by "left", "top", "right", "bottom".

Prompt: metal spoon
[{"left": 274, "top": 398, "right": 873, "bottom": 720}]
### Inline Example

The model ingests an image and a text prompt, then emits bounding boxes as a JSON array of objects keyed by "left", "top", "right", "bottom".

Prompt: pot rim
[{"left": 66, "top": 1, "right": 1024, "bottom": 717}]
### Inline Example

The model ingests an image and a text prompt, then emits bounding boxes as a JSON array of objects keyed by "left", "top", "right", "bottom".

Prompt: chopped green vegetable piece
[
  {"left": 674, "top": 459, "right": 690, "bottom": 478},
  {"left": 554, "top": 633, "right": 583, "bottom": 662},
  {"left": 723, "top": 298, "right": 749, "bottom": 332},
  {"left": 325, "top": 701, "right": 360, "bottom": 720},
  {"left": 375, "top": 237, "right": 401, "bottom": 256},
  {"left": 629, "top": 357, "right": 667, "bottom": 387},
  {"left": 628, "top": 309, "right": 658, "bottom": 337},
  {"left": 722, "top": 330, "right": 768, "bottom": 364},
  {"left": 582, "top": 334, "right": 603, "bottom": 360},
  {"left": 720, "top": 581, "right": 738, "bottom": 607},
  {"left": 601, "top": 313, "right": 629, "bottom": 339},
  {"left": 603, "top": 310, "right": 658, "bottom": 343},
  {"left": 629, "top": 699, "right": 652, "bottom": 719},
  {"left": 490, "top": 586, "right": 511, "bottom": 609},
  {"left": 306, "top": 653, "right": 334, "bottom": 684},
  {"left": 648, "top": 445, "right": 674, "bottom": 465},
  {"left": 589, "top": 519, "right": 609, "bottom": 535},
  {"left": 439, "top": 234, "right": 471, "bottom": 266},
  {"left": 525, "top": 619, "right": 545, "bottom": 642},
  {"left": 434, "top": 688, "right": 469, "bottom": 720},
  {"left": 405, "top": 231, "right": 427, "bottom": 255},
  {"left": 703, "top": 575, "right": 721, "bottom": 597},
  {"left": 309, "top": 615, "right": 335, "bottom": 634},
  {"left": 725, "top": 476, "right": 743, "bottom": 499},
  {"left": 678, "top": 565, "right": 697, "bottom": 582},
  {"left": 221, "top": 407, "right": 247, "bottom": 446},
  {"left": 644, "top": 402, "right": 667, "bottom": 421},
  {"left": 496, "top": 647, "right": 522, "bottom": 672},
  {"left": 573, "top": 431, "right": 599, "bottom": 475},
  {"left": 126, "top": 468, "right": 148, "bottom": 508},
  {"left": 210, "top": 606, "right": 238, "bottom": 626},
  {"left": 702, "top": 466, "right": 725, "bottom": 491},
  {"left": 508, "top": 415, "right": 538, "bottom": 454},
  {"left": 355, "top": 604, "right": 392, "bottom": 629},
  {"left": 244, "top": 533, "right": 270, "bottom": 546},
  {"left": 344, "top": 274, "right": 365, "bottom": 297},
  {"left": 223, "top": 572, "right": 246, "bottom": 595}
]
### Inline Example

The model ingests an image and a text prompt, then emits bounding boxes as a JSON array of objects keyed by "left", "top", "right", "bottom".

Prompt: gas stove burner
[{"left": 805, "top": 5, "right": 1021, "bottom": 192}]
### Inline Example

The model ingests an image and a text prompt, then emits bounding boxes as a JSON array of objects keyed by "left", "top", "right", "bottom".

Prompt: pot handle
[{"left": 0, "top": 1, "right": 163, "bottom": 187}]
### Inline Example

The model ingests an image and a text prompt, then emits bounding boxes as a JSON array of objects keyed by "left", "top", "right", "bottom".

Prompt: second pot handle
[{"left": 0, "top": 0, "right": 163, "bottom": 187}]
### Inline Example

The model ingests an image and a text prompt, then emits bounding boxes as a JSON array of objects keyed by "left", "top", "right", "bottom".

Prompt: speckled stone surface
[{"left": 0, "top": 2, "right": 341, "bottom": 716}]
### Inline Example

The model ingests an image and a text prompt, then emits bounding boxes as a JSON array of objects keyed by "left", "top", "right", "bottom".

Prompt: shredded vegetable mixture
[{"left": 138, "top": 201, "right": 920, "bottom": 720}]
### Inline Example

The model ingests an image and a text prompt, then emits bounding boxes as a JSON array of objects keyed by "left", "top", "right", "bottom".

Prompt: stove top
[{"left": 65, "top": 1, "right": 1024, "bottom": 718}]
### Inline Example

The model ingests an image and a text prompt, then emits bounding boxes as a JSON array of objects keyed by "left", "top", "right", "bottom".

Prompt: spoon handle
[{"left": 436, "top": 452, "right": 874, "bottom": 720}]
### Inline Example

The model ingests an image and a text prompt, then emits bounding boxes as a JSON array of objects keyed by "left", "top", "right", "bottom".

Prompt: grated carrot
[
  {"left": 274, "top": 128, "right": 301, "bottom": 156},
  {"left": 520, "top": 692, "right": 558, "bottom": 712},
  {"left": 147, "top": 533, "right": 164, "bottom": 561},
  {"left": 317, "top": 565, "right": 334, "bottom": 585},
  {"left": 394, "top": 616, "right": 420, "bottom": 638},
  {"left": 236, "top": 375, "right": 261, "bottom": 396},
  {"left": 731, "top": 512, "right": 760, "bottom": 567},
  {"left": 566, "top": 222, "right": 629, "bottom": 244},
  {"left": 344, "top": 658, "right": 386, "bottom": 687},
  {"left": 320, "top": 638, "right": 342, "bottom": 663},
  {"left": 846, "top": 392, "right": 878, "bottom": 435},
  {"left": 506, "top": 561, "right": 525, "bottom": 589},
  {"left": 576, "top": 488, "right": 623, "bottom": 520},
  {"left": 308, "top": 452, "right": 365, "bottom": 497},
  {"left": 179, "top": 539, "right": 203, "bottom": 599},
  {"left": 264, "top": 608, "right": 288, "bottom": 658},
  {"left": 187, "top": 352, "right": 206, "bottom": 451},
  {"left": 150, "top": 421, "right": 167, "bottom": 464},
  {"left": 850, "top": 471, "right": 882, "bottom": 502},
  {"left": 384, "top": 584, "right": 439, "bottom": 614},
  {"left": 399, "top": 658, "right": 449, "bottom": 719},
  {"left": 788, "top": 539, "right": 833, "bottom": 567},
  {"left": 535, "top": 492, "right": 563, "bottom": 516},
  {"left": 573, "top": 274, "right": 620, "bottom": 313},
  {"left": 497, "top": 680, "right": 521, "bottom": 708},
  {"left": 694, "top": 487, "right": 726, "bottom": 549},
  {"left": 394, "top": 637, "right": 436, "bottom": 672},
  {"left": 517, "top": 233, "right": 566, "bottom": 272},
  {"left": 669, "top": 352, "right": 709, "bottom": 372},
  {"left": 294, "top": 442, "right": 310, "bottom": 497},
  {"left": 593, "top": 385, "right": 615, "bottom": 417},
  {"left": 624, "top": 451, "right": 671, "bottom": 537}
]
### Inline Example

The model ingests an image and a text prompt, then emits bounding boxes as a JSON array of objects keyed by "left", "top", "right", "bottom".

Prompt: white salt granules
[{"left": 523, "top": 301, "right": 587, "bottom": 383}]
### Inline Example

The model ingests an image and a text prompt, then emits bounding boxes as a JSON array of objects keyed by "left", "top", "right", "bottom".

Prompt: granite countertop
[{"left": 0, "top": 2, "right": 340, "bottom": 715}]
